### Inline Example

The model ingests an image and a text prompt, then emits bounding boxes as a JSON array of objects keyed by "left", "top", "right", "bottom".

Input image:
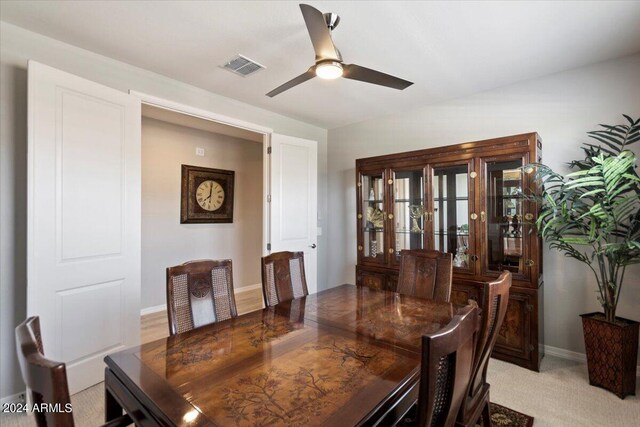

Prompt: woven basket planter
[{"left": 581, "top": 312, "right": 639, "bottom": 399}]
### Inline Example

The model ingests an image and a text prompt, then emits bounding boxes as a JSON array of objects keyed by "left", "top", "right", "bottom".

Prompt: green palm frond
[{"left": 525, "top": 115, "right": 640, "bottom": 322}]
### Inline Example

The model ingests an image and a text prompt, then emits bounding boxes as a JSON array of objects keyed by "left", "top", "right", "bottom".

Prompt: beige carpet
[{"left": 2, "top": 355, "right": 638, "bottom": 426}]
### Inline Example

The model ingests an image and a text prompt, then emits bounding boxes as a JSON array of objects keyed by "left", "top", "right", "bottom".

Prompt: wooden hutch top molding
[{"left": 356, "top": 133, "right": 541, "bottom": 167}]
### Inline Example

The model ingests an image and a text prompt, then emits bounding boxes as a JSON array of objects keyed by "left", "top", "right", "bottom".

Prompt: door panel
[
  {"left": 427, "top": 160, "right": 476, "bottom": 276},
  {"left": 494, "top": 291, "right": 532, "bottom": 359},
  {"left": 390, "top": 167, "right": 426, "bottom": 266},
  {"left": 479, "top": 154, "right": 533, "bottom": 282},
  {"left": 28, "top": 61, "right": 141, "bottom": 393},
  {"left": 358, "top": 169, "right": 387, "bottom": 265},
  {"left": 270, "top": 133, "right": 318, "bottom": 294}
]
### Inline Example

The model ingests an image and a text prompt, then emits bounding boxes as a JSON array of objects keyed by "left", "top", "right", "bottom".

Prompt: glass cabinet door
[
  {"left": 428, "top": 162, "right": 475, "bottom": 275},
  {"left": 480, "top": 155, "right": 531, "bottom": 279},
  {"left": 390, "top": 168, "right": 425, "bottom": 264},
  {"left": 358, "top": 171, "right": 386, "bottom": 264}
]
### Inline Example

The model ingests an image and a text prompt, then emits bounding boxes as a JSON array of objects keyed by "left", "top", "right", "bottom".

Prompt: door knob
[{"left": 309, "top": 243, "right": 317, "bottom": 249}]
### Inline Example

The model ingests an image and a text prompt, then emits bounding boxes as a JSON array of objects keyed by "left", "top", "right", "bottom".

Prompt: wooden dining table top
[{"left": 104, "top": 284, "right": 458, "bottom": 427}]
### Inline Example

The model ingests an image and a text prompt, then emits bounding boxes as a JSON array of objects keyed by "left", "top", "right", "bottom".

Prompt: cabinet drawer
[
  {"left": 356, "top": 269, "right": 385, "bottom": 291},
  {"left": 451, "top": 283, "right": 482, "bottom": 307},
  {"left": 386, "top": 274, "right": 398, "bottom": 292}
]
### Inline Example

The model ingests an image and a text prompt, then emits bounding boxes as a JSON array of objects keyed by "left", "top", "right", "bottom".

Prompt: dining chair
[
  {"left": 15, "top": 316, "right": 132, "bottom": 427},
  {"left": 166, "top": 259, "right": 237, "bottom": 335},
  {"left": 397, "top": 249, "right": 453, "bottom": 302},
  {"left": 411, "top": 304, "right": 478, "bottom": 427},
  {"left": 261, "top": 251, "right": 308, "bottom": 307},
  {"left": 456, "top": 271, "right": 511, "bottom": 427}
]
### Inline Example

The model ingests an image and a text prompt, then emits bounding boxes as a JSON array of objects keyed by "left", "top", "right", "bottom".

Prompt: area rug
[{"left": 476, "top": 403, "right": 535, "bottom": 427}]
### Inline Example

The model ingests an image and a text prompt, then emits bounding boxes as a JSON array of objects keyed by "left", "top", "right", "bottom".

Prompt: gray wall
[
  {"left": 327, "top": 53, "right": 640, "bottom": 359},
  {"left": 142, "top": 118, "right": 263, "bottom": 308},
  {"left": 0, "top": 22, "right": 328, "bottom": 400}
]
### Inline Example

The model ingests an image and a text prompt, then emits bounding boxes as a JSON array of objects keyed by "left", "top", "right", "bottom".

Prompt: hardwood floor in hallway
[{"left": 141, "top": 286, "right": 265, "bottom": 343}]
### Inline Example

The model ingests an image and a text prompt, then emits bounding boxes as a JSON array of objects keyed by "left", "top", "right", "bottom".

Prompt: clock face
[{"left": 195, "top": 180, "right": 225, "bottom": 211}]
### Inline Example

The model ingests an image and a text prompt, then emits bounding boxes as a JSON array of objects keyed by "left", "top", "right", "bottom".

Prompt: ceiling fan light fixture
[{"left": 315, "top": 61, "right": 343, "bottom": 80}]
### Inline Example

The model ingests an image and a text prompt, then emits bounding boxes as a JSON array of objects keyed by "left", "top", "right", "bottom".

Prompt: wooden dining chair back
[
  {"left": 261, "top": 251, "right": 308, "bottom": 307},
  {"left": 397, "top": 250, "right": 453, "bottom": 302},
  {"left": 457, "top": 271, "right": 511, "bottom": 427},
  {"left": 15, "top": 316, "right": 131, "bottom": 427},
  {"left": 166, "top": 259, "right": 237, "bottom": 335},
  {"left": 415, "top": 305, "right": 478, "bottom": 427}
]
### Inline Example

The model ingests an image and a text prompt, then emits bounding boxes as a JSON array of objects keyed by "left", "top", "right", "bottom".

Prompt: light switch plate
[{"left": 196, "top": 147, "right": 205, "bottom": 156}]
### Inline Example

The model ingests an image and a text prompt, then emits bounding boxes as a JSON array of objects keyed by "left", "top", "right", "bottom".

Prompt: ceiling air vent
[{"left": 221, "top": 54, "right": 266, "bottom": 77}]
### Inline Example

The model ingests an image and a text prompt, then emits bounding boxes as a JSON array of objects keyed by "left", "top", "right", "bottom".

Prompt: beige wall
[
  {"left": 327, "top": 53, "right": 640, "bottom": 360},
  {"left": 0, "top": 22, "right": 327, "bottom": 401},
  {"left": 142, "top": 118, "right": 263, "bottom": 308}
]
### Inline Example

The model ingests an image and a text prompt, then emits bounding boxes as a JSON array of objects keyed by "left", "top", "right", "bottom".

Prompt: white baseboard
[
  {"left": 543, "top": 345, "right": 587, "bottom": 363},
  {"left": 236, "top": 283, "right": 263, "bottom": 293},
  {"left": 140, "top": 304, "right": 167, "bottom": 316},
  {"left": 544, "top": 344, "right": 640, "bottom": 375},
  {"left": 140, "top": 283, "right": 262, "bottom": 316},
  {"left": 0, "top": 391, "right": 25, "bottom": 406}
]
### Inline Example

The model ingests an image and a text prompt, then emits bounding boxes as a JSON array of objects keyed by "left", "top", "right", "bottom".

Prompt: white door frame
[{"left": 129, "top": 91, "right": 273, "bottom": 256}]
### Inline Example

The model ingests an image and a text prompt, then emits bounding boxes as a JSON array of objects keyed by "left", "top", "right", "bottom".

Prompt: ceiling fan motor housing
[{"left": 323, "top": 12, "right": 340, "bottom": 30}]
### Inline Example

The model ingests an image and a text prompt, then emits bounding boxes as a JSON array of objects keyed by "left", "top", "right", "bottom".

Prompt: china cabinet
[{"left": 355, "top": 133, "right": 543, "bottom": 370}]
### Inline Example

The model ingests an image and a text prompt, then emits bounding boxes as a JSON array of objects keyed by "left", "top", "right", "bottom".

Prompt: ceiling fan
[{"left": 266, "top": 3, "right": 414, "bottom": 97}]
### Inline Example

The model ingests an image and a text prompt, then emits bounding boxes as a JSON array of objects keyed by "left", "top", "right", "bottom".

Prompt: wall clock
[{"left": 181, "top": 165, "right": 234, "bottom": 223}]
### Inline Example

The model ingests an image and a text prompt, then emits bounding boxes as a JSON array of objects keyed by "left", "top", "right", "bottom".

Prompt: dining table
[{"left": 104, "top": 284, "right": 460, "bottom": 426}]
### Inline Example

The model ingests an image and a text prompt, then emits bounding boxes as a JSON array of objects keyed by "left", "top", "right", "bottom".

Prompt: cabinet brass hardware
[
  {"left": 428, "top": 211, "right": 433, "bottom": 222},
  {"left": 527, "top": 304, "right": 534, "bottom": 312},
  {"left": 470, "top": 213, "right": 478, "bottom": 220},
  {"left": 481, "top": 211, "right": 486, "bottom": 222},
  {"left": 525, "top": 259, "right": 535, "bottom": 267},
  {"left": 358, "top": 245, "right": 363, "bottom": 251},
  {"left": 388, "top": 179, "right": 393, "bottom": 185},
  {"left": 357, "top": 182, "right": 362, "bottom": 187},
  {"left": 357, "top": 213, "right": 362, "bottom": 219},
  {"left": 470, "top": 255, "right": 479, "bottom": 261},
  {"left": 524, "top": 213, "right": 534, "bottom": 221},
  {"left": 469, "top": 171, "right": 477, "bottom": 179},
  {"left": 388, "top": 248, "right": 394, "bottom": 254},
  {"left": 388, "top": 213, "right": 394, "bottom": 219}
]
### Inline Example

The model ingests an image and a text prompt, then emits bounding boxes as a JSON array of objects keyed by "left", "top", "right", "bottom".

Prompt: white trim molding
[
  {"left": 140, "top": 283, "right": 263, "bottom": 316},
  {"left": 140, "top": 304, "right": 167, "bottom": 316},
  {"left": 0, "top": 391, "right": 25, "bottom": 406},
  {"left": 543, "top": 345, "right": 587, "bottom": 363},
  {"left": 544, "top": 344, "right": 640, "bottom": 375},
  {"left": 128, "top": 91, "right": 273, "bottom": 135}
]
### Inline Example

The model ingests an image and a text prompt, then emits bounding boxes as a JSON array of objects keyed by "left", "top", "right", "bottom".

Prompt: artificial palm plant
[
  {"left": 529, "top": 115, "right": 639, "bottom": 398},
  {"left": 530, "top": 115, "right": 639, "bottom": 322}
]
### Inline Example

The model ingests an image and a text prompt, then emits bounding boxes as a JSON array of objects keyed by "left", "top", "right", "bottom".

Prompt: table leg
[{"left": 105, "top": 375, "right": 123, "bottom": 422}]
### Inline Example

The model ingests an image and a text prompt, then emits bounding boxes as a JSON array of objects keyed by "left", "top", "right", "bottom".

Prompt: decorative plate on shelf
[{"left": 366, "top": 206, "right": 384, "bottom": 228}]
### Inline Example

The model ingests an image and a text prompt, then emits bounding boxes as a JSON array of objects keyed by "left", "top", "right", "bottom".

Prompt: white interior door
[
  {"left": 28, "top": 61, "right": 141, "bottom": 393},
  {"left": 270, "top": 134, "right": 318, "bottom": 294}
]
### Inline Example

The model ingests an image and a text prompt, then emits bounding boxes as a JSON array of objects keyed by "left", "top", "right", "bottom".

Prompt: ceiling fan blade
[
  {"left": 299, "top": 4, "right": 341, "bottom": 61},
  {"left": 266, "top": 68, "right": 316, "bottom": 97},
  {"left": 343, "top": 64, "right": 413, "bottom": 90}
]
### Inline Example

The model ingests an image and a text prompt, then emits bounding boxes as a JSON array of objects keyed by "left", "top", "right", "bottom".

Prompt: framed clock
[{"left": 180, "top": 165, "right": 235, "bottom": 223}]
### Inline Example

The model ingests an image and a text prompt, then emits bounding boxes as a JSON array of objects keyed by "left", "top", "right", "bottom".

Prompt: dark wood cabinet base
[{"left": 356, "top": 266, "right": 543, "bottom": 371}]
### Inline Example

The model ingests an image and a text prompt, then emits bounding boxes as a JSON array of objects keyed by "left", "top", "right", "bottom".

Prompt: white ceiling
[{"left": 2, "top": 1, "right": 640, "bottom": 129}]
